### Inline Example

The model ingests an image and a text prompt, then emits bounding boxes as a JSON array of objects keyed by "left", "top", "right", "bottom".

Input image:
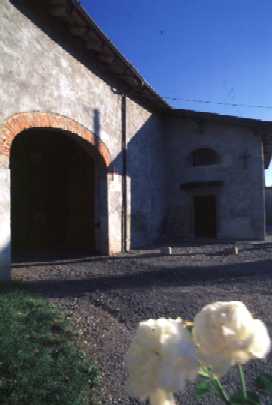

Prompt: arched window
[{"left": 191, "top": 148, "right": 219, "bottom": 167}]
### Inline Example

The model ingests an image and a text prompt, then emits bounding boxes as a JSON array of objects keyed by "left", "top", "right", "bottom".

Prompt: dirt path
[{"left": 13, "top": 243, "right": 272, "bottom": 404}]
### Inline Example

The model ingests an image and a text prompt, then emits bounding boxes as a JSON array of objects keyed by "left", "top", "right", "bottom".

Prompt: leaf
[
  {"left": 255, "top": 373, "right": 272, "bottom": 393},
  {"left": 230, "top": 390, "right": 260, "bottom": 405},
  {"left": 198, "top": 367, "right": 212, "bottom": 379},
  {"left": 196, "top": 380, "right": 212, "bottom": 398}
]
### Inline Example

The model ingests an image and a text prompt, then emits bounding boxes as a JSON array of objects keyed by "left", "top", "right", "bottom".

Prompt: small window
[{"left": 191, "top": 148, "right": 219, "bottom": 166}]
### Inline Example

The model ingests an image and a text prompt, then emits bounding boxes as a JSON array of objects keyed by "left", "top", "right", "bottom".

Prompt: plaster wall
[
  {"left": 0, "top": 0, "right": 122, "bottom": 163},
  {"left": 126, "top": 98, "right": 166, "bottom": 248},
  {"left": 0, "top": 0, "right": 165, "bottom": 265},
  {"left": 164, "top": 118, "right": 265, "bottom": 241},
  {"left": 0, "top": 169, "right": 11, "bottom": 279},
  {"left": 265, "top": 188, "right": 272, "bottom": 225}
]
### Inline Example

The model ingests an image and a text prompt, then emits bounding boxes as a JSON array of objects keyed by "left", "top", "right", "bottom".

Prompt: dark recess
[
  {"left": 194, "top": 194, "right": 217, "bottom": 238},
  {"left": 11, "top": 128, "right": 95, "bottom": 259}
]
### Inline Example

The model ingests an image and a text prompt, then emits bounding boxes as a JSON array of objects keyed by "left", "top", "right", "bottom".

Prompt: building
[
  {"left": 1, "top": 0, "right": 272, "bottom": 279},
  {"left": 265, "top": 187, "right": 272, "bottom": 225}
]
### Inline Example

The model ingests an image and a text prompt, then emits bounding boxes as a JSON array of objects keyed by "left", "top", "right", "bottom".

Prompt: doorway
[
  {"left": 194, "top": 194, "right": 217, "bottom": 238},
  {"left": 10, "top": 128, "right": 96, "bottom": 259}
]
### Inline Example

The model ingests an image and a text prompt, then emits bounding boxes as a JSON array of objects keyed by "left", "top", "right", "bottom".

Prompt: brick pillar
[{"left": 0, "top": 169, "right": 11, "bottom": 280}]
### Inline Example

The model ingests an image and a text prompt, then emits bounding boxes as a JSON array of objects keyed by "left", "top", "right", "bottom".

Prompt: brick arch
[{"left": 0, "top": 112, "right": 111, "bottom": 167}]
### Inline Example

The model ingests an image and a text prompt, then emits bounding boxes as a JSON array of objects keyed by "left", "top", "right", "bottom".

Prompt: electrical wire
[{"left": 162, "top": 96, "right": 272, "bottom": 110}]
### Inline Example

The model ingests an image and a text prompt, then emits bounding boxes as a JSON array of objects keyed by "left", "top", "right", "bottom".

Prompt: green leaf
[
  {"left": 196, "top": 380, "right": 212, "bottom": 398},
  {"left": 230, "top": 390, "right": 260, "bottom": 405},
  {"left": 255, "top": 373, "right": 272, "bottom": 393},
  {"left": 198, "top": 367, "right": 212, "bottom": 379}
]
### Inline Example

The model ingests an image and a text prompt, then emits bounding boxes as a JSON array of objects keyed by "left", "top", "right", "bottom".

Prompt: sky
[{"left": 81, "top": 0, "right": 272, "bottom": 184}]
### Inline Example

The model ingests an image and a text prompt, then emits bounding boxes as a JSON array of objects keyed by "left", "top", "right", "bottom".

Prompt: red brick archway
[{"left": 0, "top": 112, "right": 111, "bottom": 167}]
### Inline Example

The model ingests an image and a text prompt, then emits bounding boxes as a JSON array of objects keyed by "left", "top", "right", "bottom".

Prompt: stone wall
[{"left": 164, "top": 117, "right": 265, "bottom": 241}]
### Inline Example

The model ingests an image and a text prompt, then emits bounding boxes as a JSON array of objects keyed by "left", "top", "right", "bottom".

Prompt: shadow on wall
[
  {"left": 110, "top": 112, "right": 166, "bottom": 250},
  {"left": 95, "top": 107, "right": 167, "bottom": 250},
  {"left": 0, "top": 241, "right": 11, "bottom": 280}
]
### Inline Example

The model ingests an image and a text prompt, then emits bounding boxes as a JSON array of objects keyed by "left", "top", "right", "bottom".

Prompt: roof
[{"left": 42, "top": 1, "right": 272, "bottom": 166}]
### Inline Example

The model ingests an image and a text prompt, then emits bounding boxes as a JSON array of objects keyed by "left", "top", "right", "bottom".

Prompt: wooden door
[{"left": 194, "top": 195, "right": 217, "bottom": 238}]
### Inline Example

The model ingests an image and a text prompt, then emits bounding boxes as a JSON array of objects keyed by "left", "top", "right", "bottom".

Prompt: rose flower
[
  {"left": 126, "top": 318, "right": 199, "bottom": 405},
  {"left": 193, "top": 301, "right": 271, "bottom": 376}
]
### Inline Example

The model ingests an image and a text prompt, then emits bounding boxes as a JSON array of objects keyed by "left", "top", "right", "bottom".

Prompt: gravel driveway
[{"left": 12, "top": 242, "right": 272, "bottom": 404}]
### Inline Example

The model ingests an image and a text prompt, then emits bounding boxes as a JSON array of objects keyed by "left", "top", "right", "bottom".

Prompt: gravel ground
[{"left": 12, "top": 241, "right": 272, "bottom": 404}]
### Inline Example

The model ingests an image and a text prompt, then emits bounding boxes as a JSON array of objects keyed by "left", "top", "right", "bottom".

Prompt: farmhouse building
[{"left": 1, "top": 0, "right": 272, "bottom": 279}]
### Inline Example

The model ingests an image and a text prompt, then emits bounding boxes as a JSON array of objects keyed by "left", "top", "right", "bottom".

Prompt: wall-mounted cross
[{"left": 239, "top": 151, "right": 250, "bottom": 169}]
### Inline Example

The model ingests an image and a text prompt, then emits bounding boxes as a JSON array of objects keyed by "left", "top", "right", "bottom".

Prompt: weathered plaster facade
[
  {"left": 0, "top": 0, "right": 166, "bottom": 277},
  {"left": 0, "top": 0, "right": 271, "bottom": 279},
  {"left": 126, "top": 97, "right": 166, "bottom": 248},
  {"left": 163, "top": 118, "right": 265, "bottom": 241}
]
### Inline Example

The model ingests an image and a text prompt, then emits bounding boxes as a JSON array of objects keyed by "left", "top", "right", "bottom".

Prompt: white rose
[
  {"left": 193, "top": 301, "right": 271, "bottom": 376},
  {"left": 149, "top": 389, "right": 176, "bottom": 405},
  {"left": 126, "top": 318, "right": 199, "bottom": 403}
]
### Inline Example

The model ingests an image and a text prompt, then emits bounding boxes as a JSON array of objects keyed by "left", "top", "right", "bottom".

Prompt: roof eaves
[{"left": 49, "top": 0, "right": 170, "bottom": 111}]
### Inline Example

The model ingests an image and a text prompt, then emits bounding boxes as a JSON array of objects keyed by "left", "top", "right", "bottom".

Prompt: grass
[{"left": 0, "top": 284, "right": 99, "bottom": 405}]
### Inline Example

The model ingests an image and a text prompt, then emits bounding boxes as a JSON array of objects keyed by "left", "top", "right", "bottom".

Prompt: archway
[
  {"left": 0, "top": 112, "right": 113, "bottom": 275},
  {"left": 0, "top": 112, "right": 111, "bottom": 168},
  {"left": 10, "top": 127, "right": 108, "bottom": 260},
  {"left": 10, "top": 129, "right": 93, "bottom": 257}
]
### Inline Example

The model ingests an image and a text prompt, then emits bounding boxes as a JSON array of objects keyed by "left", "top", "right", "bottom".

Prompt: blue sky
[{"left": 81, "top": 0, "right": 272, "bottom": 184}]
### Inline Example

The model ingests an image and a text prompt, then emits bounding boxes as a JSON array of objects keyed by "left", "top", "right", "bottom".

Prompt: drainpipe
[{"left": 121, "top": 94, "right": 128, "bottom": 253}]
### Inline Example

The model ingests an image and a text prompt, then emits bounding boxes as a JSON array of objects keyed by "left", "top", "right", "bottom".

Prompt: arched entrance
[
  {"left": 0, "top": 112, "right": 112, "bottom": 262},
  {"left": 11, "top": 128, "right": 100, "bottom": 258},
  {"left": 0, "top": 112, "right": 113, "bottom": 277}
]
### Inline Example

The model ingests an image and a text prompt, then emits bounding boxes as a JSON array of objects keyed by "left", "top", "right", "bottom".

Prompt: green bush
[{"left": 0, "top": 288, "right": 99, "bottom": 405}]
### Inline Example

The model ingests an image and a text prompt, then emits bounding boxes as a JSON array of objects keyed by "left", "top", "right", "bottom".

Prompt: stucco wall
[
  {"left": 126, "top": 98, "right": 166, "bottom": 248},
  {"left": 0, "top": 0, "right": 122, "bottom": 162},
  {"left": 0, "top": 169, "right": 11, "bottom": 279},
  {"left": 0, "top": 0, "right": 165, "bottom": 261},
  {"left": 265, "top": 187, "right": 272, "bottom": 225},
  {"left": 164, "top": 117, "right": 265, "bottom": 241}
]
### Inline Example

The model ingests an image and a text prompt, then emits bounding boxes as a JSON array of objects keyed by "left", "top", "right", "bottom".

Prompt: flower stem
[
  {"left": 238, "top": 365, "right": 247, "bottom": 399},
  {"left": 213, "top": 376, "right": 230, "bottom": 404}
]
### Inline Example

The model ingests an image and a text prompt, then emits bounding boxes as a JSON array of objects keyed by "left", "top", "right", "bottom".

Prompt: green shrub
[{"left": 0, "top": 288, "right": 99, "bottom": 405}]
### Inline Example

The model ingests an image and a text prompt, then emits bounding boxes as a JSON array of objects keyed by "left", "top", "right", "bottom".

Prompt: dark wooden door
[
  {"left": 194, "top": 195, "right": 217, "bottom": 238},
  {"left": 11, "top": 129, "right": 96, "bottom": 257}
]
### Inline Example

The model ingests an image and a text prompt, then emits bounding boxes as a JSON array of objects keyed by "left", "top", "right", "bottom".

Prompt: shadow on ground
[{"left": 14, "top": 258, "right": 272, "bottom": 299}]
